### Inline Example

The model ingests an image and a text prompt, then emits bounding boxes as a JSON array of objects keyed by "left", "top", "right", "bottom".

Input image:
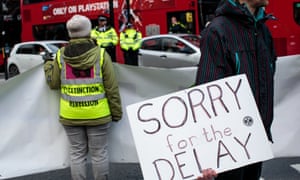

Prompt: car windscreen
[{"left": 180, "top": 35, "right": 200, "bottom": 48}]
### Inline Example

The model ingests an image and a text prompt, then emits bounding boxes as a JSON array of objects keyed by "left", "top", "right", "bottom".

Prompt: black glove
[{"left": 43, "top": 52, "right": 54, "bottom": 63}]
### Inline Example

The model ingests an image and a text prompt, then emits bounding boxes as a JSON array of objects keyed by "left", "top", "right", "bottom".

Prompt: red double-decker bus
[
  {"left": 265, "top": 0, "right": 300, "bottom": 56},
  {"left": 20, "top": 0, "right": 215, "bottom": 38},
  {"left": 20, "top": 0, "right": 300, "bottom": 61},
  {"left": 20, "top": 0, "right": 219, "bottom": 62}
]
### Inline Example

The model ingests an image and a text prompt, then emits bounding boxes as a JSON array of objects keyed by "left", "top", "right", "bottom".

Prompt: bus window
[
  {"left": 23, "top": 0, "right": 52, "bottom": 5},
  {"left": 33, "top": 24, "right": 69, "bottom": 41},
  {"left": 294, "top": 2, "right": 300, "bottom": 25},
  {"left": 167, "top": 11, "right": 196, "bottom": 34},
  {"left": 198, "top": 0, "right": 220, "bottom": 30}
]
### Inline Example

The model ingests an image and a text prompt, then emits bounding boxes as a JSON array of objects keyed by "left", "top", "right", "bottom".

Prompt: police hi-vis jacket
[
  {"left": 90, "top": 26, "right": 119, "bottom": 48},
  {"left": 44, "top": 38, "right": 122, "bottom": 126},
  {"left": 120, "top": 28, "right": 142, "bottom": 51}
]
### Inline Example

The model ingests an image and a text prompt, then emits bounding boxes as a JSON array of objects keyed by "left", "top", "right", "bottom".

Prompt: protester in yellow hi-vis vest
[
  {"left": 91, "top": 15, "right": 119, "bottom": 62},
  {"left": 120, "top": 23, "right": 142, "bottom": 66},
  {"left": 44, "top": 14, "right": 122, "bottom": 180}
]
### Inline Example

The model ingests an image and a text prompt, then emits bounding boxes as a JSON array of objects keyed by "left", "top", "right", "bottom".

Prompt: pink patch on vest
[{"left": 65, "top": 63, "right": 95, "bottom": 79}]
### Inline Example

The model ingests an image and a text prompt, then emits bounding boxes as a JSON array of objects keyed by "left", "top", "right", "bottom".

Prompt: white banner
[
  {"left": 272, "top": 55, "right": 300, "bottom": 157},
  {"left": 0, "top": 55, "right": 299, "bottom": 179},
  {"left": 127, "top": 74, "right": 273, "bottom": 180}
]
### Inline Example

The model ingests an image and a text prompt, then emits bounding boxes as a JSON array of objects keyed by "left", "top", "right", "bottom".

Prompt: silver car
[
  {"left": 138, "top": 34, "right": 201, "bottom": 68},
  {"left": 7, "top": 40, "right": 68, "bottom": 77}
]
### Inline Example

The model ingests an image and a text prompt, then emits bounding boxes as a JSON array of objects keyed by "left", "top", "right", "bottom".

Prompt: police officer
[
  {"left": 91, "top": 15, "right": 119, "bottom": 62},
  {"left": 120, "top": 23, "right": 142, "bottom": 66},
  {"left": 169, "top": 16, "right": 187, "bottom": 34}
]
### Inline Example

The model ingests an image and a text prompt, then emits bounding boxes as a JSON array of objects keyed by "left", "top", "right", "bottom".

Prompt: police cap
[{"left": 98, "top": 15, "right": 108, "bottom": 21}]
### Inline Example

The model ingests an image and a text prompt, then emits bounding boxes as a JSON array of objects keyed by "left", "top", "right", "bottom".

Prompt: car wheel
[{"left": 8, "top": 64, "right": 20, "bottom": 78}]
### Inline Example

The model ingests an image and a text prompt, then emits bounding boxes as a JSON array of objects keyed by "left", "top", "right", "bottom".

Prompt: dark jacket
[
  {"left": 195, "top": 0, "right": 277, "bottom": 141},
  {"left": 44, "top": 38, "right": 122, "bottom": 126}
]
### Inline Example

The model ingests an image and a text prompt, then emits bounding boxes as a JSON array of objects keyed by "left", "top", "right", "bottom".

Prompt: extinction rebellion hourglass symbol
[{"left": 243, "top": 116, "right": 254, "bottom": 127}]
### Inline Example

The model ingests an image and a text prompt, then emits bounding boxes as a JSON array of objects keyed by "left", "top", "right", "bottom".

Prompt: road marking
[{"left": 290, "top": 164, "right": 300, "bottom": 173}]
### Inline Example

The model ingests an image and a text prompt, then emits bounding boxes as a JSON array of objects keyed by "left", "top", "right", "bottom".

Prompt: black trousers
[
  {"left": 215, "top": 162, "right": 262, "bottom": 180},
  {"left": 105, "top": 46, "right": 116, "bottom": 62},
  {"left": 123, "top": 49, "right": 139, "bottom": 66}
]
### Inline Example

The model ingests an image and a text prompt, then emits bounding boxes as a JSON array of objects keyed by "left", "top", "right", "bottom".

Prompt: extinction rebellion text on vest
[
  {"left": 69, "top": 100, "right": 99, "bottom": 107},
  {"left": 62, "top": 86, "right": 101, "bottom": 107},
  {"left": 62, "top": 86, "right": 101, "bottom": 94}
]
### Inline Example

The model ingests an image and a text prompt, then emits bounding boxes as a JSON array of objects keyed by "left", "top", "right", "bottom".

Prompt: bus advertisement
[{"left": 20, "top": 0, "right": 300, "bottom": 62}]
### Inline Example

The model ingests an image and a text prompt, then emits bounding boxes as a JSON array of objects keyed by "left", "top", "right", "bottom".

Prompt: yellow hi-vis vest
[
  {"left": 90, "top": 27, "right": 118, "bottom": 47},
  {"left": 57, "top": 48, "right": 111, "bottom": 120},
  {"left": 120, "top": 29, "right": 142, "bottom": 51}
]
